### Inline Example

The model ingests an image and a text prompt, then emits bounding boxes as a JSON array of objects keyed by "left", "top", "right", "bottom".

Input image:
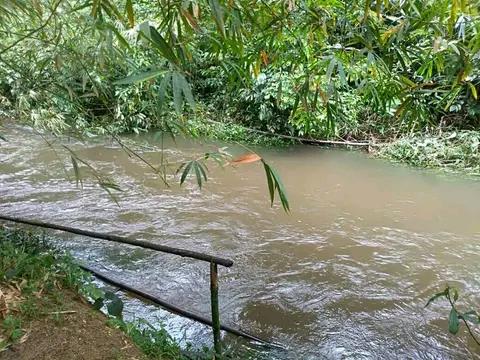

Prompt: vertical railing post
[{"left": 210, "top": 262, "right": 221, "bottom": 356}]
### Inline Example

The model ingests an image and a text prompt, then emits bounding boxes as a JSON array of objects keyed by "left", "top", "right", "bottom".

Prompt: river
[{"left": 1, "top": 126, "right": 479, "bottom": 359}]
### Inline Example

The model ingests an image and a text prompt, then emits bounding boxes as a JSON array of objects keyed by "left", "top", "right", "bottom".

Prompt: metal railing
[{"left": 0, "top": 214, "right": 236, "bottom": 355}]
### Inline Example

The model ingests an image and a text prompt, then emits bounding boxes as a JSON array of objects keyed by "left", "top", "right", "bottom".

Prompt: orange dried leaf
[
  {"left": 260, "top": 50, "right": 269, "bottom": 65},
  {"left": 231, "top": 153, "right": 262, "bottom": 164}
]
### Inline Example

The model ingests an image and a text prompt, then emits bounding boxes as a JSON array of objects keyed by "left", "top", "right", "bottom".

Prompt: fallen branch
[{"left": 45, "top": 310, "right": 77, "bottom": 315}]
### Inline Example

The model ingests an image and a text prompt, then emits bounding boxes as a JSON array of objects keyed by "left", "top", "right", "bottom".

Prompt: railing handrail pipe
[{"left": 0, "top": 215, "right": 233, "bottom": 267}]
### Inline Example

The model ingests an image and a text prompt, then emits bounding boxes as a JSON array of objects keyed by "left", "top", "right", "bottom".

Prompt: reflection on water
[{"left": 1, "top": 126, "right": 480, "bottom": 359}]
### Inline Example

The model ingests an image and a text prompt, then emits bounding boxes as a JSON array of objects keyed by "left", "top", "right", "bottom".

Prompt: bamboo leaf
[
  {"left": 262, "top": 160, "right": 289, "bottom": 212},
  {"left": 157, "top": 72, "right": 172, "bottom": 110},
  {"left": 113, "top": 69, "right": 163, "bottom": 85},
  {"left": 193, "top": 161, "right": 203, "bottom": 188},
  {"left": 91, "top": 0, "right": 100, "bottom": 17},
  {"left": 468, "top": 82, "right": 477, "bottom": 100},
  {"left": 269, "top": 164, "right": 290, "bottom": 212},
  {"left": 102, "top": 0, "right": 124, "bottom": 21},
  {"left": 172, "top": 72, "right": 184, "bottom": 114},
  {"left": 209, "top": 0, "right": 225, "bottom": 37},
  {"left": 178, "top": 73, "right": 195, "bottom": 109},
  {"left": 179, "top": 161, "right": 193, "bottom": 186},
  {"left": 326, "top": 57, "right": 336, "bottom": 83},
  {"left": 448, "top": 0, "right": 458, "bottom": 36},
  {"left": 181, "top": 8, "right": 199, "bottom": 30},
  {"left": 125, "top": 0, "right": 134, "bottom": 27},
  {"left": 337, "top": 61, "right": 347, "bottom": 87},
  {"left": 143, "top": 25, "right": 179, "bottom": 66},
  {"left": 425, "top": 289, "right": 448, "bottom": 308},
  {"left": 262, "top": 161, "right": 275, "bottom": 206},
  {"left": 197, "top": 161, "right": 208, "bottom": 182},
  {"left": 99, "top": 181, "right": 122, "bottom": 192}
]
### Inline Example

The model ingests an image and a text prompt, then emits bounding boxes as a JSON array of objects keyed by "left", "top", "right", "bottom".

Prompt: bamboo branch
[{"left": 0, "top": 0, "right": 63, "bottom": 55}]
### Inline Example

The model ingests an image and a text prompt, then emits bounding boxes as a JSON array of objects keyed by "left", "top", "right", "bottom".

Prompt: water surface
[{"left": 1, "top": 126, "right": 479, "bottom": 359}]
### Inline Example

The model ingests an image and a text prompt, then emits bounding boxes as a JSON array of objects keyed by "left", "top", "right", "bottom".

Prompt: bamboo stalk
[
  {"left": 210, "top": 262, "right": 221, "bottom": 356},
  {"left": 0, "top": 215, "right": 233, "bottom": 267},
  {"left": 79, "top": 264, "right": 277, "bottom": 346}
]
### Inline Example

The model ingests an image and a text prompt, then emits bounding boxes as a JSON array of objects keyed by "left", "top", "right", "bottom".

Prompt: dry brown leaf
[
  {"left": 0, "top": 289, "right": 7, "bottom": 318},
  {"left": 19, "top": 329, "right": 29, "bottom": 344},
  {"left": 230, "top": 153, "right": 262, "bottom": 165},
  {"left": 0, "top": 285, "right": 24, "bottom": 318}
]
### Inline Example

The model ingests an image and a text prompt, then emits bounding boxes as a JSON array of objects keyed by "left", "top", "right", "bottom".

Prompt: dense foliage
[
  {"left": 0, "top": 226, "right": 187, "bottom": 358},
  {"left": 1, "top": 0, "right": 480, "bottom": 348},
  {"left": 1, "top": 0, "right": 479, "bottom": 141}
]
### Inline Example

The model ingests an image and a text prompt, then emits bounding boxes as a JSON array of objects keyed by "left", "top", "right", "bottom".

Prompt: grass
[
  {"left": 375, "top": 130, "right": 480, "bottom": 175},
  {"left": 0, "top": 226, "right": 186, "bottom": 359},
  {"left": 0, "top": 228, "right": 82, "bottom": 350}
]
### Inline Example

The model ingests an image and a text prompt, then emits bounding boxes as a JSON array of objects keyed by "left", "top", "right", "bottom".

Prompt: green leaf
[
  {"left": 209, "top": 0, "right": 225, "bottom": 37},
  {"left": 99, "top": 181, "right": 122, "bottom": 192},
  {"left": 104, "top": 291, "right": 116, "bottom": 300},
  {"left": 193, "top": 161, "right": 203, "bottom": 188},
  {"left": 263, "top": 162, "right": 275, "bottom": 206},
  {"left": 451, "top": 288, "right": 459, "bottom": 302},
  {"left": 197, "top": 161, "right": 208, "bottom": 181},
  {"left": 461, "top": 310, "right": 480, "bottom": 324},
  {"left": 326, "top": 57, "right": 337, "bottom": 83},
  {"left": 113, "top": 69, "right": 163, "bottom": 85},
  {"left": 107, "top": 297, "right": 124, "bottom": 318},
  {"left": 147, "top": 26, "right": 179, "bottom": 66},
  {"left": 125, "top": 0, "right": 134, "bottom": 27},
  {"left": 92, "top": 298, "right": 104, "bottom": 310},
  {"left": 172, "top": 72, "right": 184, "bottom": 114},
  {"left": 269, "top": 164, "right": 290, "bottom": 212},
  {"left": 449, "top": 308, "right": 460, "bottom": 335},
  {"left": 337, "top": 61, "right": 347, "bottom": 87},
  {"left": 178, "top": 73, "right": 195, "bottom": 109},
  {"left": 179, "top": 161, "right": 193, "bottom": 186},
  {"left": 425, "top": 289, "right": 448, "bottom": 307},
  {"left": 467, "top": 82, "right": 477, "bottom": 100},
  {"left": 157, "top": 72, "right": 172, "bottom": 110},
  {"left": 10, "top": 328, "right": 23, "bottom": 342},
  {"left": 262, "top": 160, "right": 290, "bottom": 212}
]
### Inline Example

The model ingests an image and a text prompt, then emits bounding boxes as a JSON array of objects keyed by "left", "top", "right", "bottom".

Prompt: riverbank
[
  {"left": 183, "top": 114, "right": 480, "bottom": 176},
  {"left": 375, "top": 130, "right": 480, "bottom": 175},
  {"left": 0, "top": 227, "right": 183, "bottom": 359}
]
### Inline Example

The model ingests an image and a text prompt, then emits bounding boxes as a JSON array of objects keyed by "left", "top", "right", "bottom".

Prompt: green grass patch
[
  {"left": 0, "top": 226, "right": 186, "bottom": 358},
  {"left": 376, "top": 130, "right": 480, "bottom": 175}
]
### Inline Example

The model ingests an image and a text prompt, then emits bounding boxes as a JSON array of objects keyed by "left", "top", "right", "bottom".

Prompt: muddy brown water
[{"left": 1, "top": 126, "right": 480, "bottom": 359}]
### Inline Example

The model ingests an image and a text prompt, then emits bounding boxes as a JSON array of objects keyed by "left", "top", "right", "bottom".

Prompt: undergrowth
[
  {"left": 0, "top": 226, "right": 184, "bottom": 358},
  {"left": 376, "top": 130, "right": 480, "bottom": 175}
]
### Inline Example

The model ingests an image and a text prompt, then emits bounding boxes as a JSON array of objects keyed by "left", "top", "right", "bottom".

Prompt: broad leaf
[{"left": 449, "top": 308, "right": 460, "bottom": 335}]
